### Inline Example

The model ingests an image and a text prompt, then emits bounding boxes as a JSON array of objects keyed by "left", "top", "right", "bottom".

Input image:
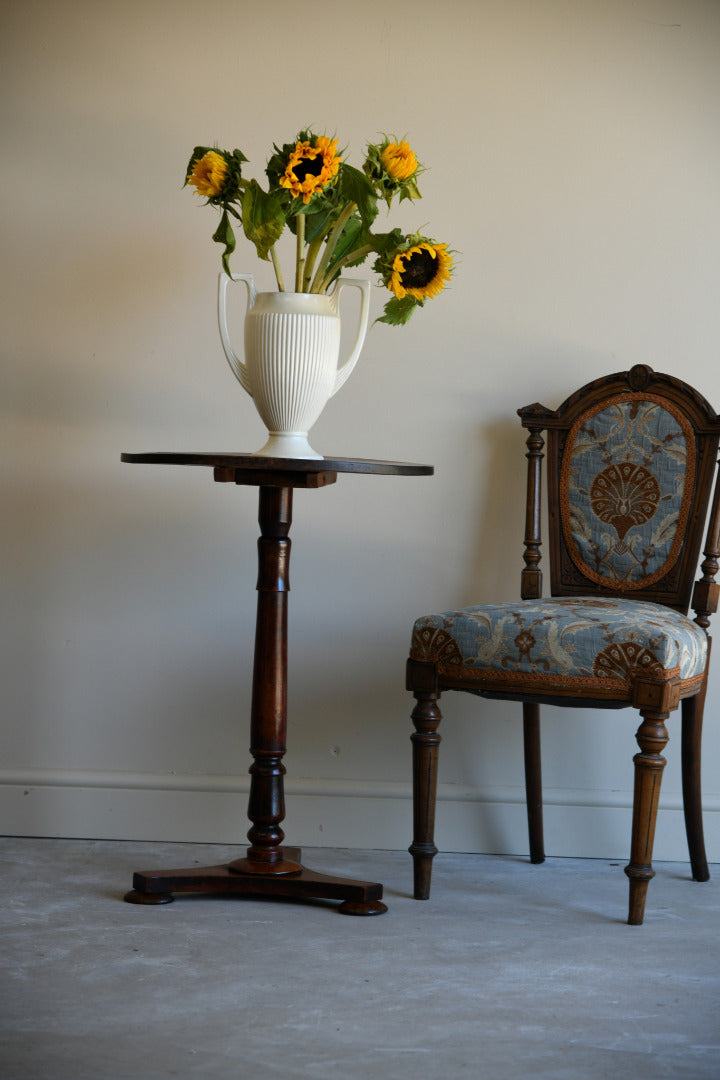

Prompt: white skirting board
[{"left": 0, "top": 769, "right": 718, "bottom": 863}]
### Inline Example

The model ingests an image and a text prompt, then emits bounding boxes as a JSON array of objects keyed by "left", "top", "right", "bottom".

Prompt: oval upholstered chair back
[{"left": 522, "top": 365, "right": 720, "bottom": 614}]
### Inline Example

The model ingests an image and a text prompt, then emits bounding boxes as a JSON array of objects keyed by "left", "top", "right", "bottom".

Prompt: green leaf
[
  {"left": 369, "top": 228, "right": 405, "bottom": 257},
  {"left": 266, "top": 137, "right": 308, "bottom": 196},
  {"left": 399, "top": 175, "right": 422, "bottom": 202},
  {"left": 376, "top": 295, "right": 420, "bottom": 326},
  {"left": 338, "top": 164, "right": 378, "bottom": 228},
  {"left": 320, "top": 216, "right": 371, "bottom": 287},
  {"left": 242, "top": 180, "right": 286, "bottom": 261},
  {"left": 328, "top": 215, "right": 365, "bottom": 264},
  {"left": 212, "top": 210, "right": 236, "bottom": 276},
  {"left": 299, "top": 205, "right": 336, "bottom": 243}
]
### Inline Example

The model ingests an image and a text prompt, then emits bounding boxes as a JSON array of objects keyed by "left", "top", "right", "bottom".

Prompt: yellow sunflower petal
[
  {"left": 380, "top": 140, "right": 418, "bottom": 181},
  {"left": 187, "top": 150, "right": 228, "bottom": 199},
  {"left": 279, "top": 136, "right": 341, "bottom": 203}
]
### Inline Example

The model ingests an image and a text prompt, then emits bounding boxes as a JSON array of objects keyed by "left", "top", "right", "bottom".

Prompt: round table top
[{"left": 121, "top": 452, "right": 433, "bottom": 476}]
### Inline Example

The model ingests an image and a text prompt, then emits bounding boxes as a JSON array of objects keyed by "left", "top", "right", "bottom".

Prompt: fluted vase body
[{"left": 218, "top": 274, "right": 371, "bottom": 459}]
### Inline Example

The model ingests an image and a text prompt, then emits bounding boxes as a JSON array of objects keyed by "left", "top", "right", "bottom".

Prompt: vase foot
[{"left": 253, "top": 433, "right": 323, "bottom": 460}]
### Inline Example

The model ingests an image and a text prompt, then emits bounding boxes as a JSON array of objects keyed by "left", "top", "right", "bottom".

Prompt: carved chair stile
[{"left": 406, "top": 365, "right": 720, "bottom": 924}]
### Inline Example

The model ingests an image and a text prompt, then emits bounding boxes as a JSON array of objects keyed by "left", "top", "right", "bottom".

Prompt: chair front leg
[
  {"left": 625, "top": 708, "right": 670, "bottom": 925},
  {"left": 409, "top": 689, "right": 443, "bottom": 900}
]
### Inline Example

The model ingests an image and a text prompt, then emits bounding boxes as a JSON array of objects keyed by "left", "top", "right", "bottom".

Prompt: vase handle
[
  {"left": 330, "top": 277, "right": 371, "bottom": 397},
  {"left": 217, "top": 272, "right": 256, "bottom": 395}
]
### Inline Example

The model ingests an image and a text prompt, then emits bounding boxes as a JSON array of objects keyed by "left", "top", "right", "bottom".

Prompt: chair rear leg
[
  {"left": 625, "top": 708, "right": 670, "bottom": 925},
  {"left": 409, "top": 689, "right": 443, "bottom": 900},
  {"left": 682, "top": 691, "right": 710, "bottom": 882},
  {"left": 523, "top": 702, "right": 545, "bottom": 864}
]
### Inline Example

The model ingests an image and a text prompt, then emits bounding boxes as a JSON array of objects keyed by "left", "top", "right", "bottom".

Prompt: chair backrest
[{"left": 519, "top": 365, "right": 720, "bottom": 620}]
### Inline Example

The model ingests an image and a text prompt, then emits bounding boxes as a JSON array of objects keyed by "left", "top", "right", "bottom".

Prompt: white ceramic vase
[{"left": 217, "top": 272, "right": 371, "bottom": 459}]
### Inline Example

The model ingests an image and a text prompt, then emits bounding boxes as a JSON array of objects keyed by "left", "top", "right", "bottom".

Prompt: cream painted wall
[{"left": 2, "top": 0, "right": 720, "bottom": 863}]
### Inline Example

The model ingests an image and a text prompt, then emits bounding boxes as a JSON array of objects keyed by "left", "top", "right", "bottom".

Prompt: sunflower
[
  {"left": 380, "top": 140, "right": 418, "bottom": 181},
  {"left": 279, "top": 135, "right": 341, "bottom": 204},
  {"left": 187, "top": 150, "right": 229, "bottom": 199},
  {"left": 388, "top": 241, "right": 453, "bottom": 301},
  {"left": 364, "top": 136, "right": 422, "bottom": 206}
]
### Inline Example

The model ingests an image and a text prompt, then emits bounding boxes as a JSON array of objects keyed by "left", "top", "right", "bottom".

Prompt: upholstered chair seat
[{"left": 411, "top": 597, "right": 708, "bottom": 696}]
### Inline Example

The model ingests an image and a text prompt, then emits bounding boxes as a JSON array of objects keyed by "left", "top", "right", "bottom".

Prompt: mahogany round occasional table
[{"left": 121, "top": 453, "right": 433, "bottom": 915}]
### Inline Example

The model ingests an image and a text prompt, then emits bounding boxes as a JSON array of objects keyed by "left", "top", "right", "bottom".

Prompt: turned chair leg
[
  {"left": 409, "top": 689, "right": 443, "bottom": 900},
  {"left": 523, "top": 702, "right": 545, "bottom": 864},
  {"left": 682, "top": 692, "right": 710, "bottom": 882},
  {"left": 624, "top": 709, "right": 670, "bottom": 925}
]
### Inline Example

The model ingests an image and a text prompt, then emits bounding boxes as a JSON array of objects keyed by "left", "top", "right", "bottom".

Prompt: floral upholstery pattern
[
  {"left": 410, "top": 596, "right": 707, "bottom": 696},
  {"left": 561, "top": 395, "right": 694, "bottom": 590}
]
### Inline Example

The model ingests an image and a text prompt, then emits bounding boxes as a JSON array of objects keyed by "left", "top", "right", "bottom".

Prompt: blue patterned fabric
[
  {"left": 410, "top": 597, "right": 707, "bottom": 693},
  {"left": 562, "top": 396, "right": 693, "bottom": 589}
]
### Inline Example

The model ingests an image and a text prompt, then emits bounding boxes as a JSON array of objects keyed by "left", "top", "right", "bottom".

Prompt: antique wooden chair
[{"left": 407, "top": 364, "right": 720, "bottom": 924}]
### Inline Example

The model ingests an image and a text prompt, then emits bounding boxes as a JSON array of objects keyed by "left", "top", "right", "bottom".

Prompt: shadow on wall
[{"left": 466, "top": 416, "right": 528, "bottom": 605}]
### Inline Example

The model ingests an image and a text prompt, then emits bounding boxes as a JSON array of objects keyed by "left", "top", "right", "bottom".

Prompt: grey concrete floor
[{"left": 1, "top": 837, "right": 718, "bottom": 1080}]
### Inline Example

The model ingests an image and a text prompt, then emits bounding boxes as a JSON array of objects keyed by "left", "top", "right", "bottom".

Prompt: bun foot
[
  {"left": 124, "top": 889, "right": 173, "bottom": 905},
  {"left": 338, "top": 899, "right": 388, "bottom": 916}
]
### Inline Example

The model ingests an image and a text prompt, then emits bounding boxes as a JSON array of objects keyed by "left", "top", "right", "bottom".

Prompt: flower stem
[
  {"left": 310, "top": 202, "right": 357, "bottom": 293},
  {"left": 270, "top": 246, "right": 285, "bottom": 292},
  {"left": 295, "top": 213, "right": 306, "bottom": 292},
  {"left": 302, "top": 234, "right": 325, "bottom": 291},
  {"left": 319, "top": 244, "right": 374, "bottom": 293}
]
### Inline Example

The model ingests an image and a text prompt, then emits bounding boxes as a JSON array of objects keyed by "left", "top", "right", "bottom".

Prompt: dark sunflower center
[
  {"left": 400, "top": 248, "right": 438, "bottom": 287},
  {"left": 292, "top": 154, "right": 324, "bottom": 183}
]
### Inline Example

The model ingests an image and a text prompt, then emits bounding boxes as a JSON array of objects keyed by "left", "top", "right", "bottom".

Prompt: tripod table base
[{"left": 123, "top": 848, "right": 388, "bottom": 915}]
